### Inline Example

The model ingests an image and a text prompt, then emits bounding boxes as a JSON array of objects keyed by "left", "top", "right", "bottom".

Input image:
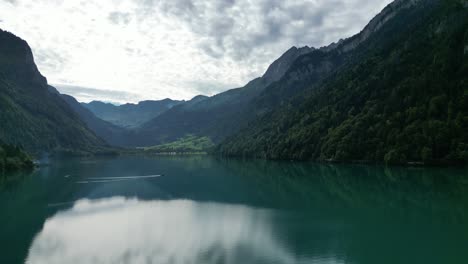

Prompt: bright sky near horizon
[{"left": 0, "top": 0, "right": 392, "bottom": 103}]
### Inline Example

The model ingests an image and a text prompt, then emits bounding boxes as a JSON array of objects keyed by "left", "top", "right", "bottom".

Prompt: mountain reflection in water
[{"left": 1, "top": 156, "right": 465, "bottom": 264}]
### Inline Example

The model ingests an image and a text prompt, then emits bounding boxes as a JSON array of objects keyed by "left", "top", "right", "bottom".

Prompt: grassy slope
[{"left": 143, "top": 135, "right": 214, "bottom": 153}]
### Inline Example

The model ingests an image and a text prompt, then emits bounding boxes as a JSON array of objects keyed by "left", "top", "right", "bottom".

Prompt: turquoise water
[{"left": 1, "top": 156, "right": 467, "bottom": 264}]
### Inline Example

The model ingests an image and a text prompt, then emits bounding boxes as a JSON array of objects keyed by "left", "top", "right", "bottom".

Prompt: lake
[{"left": 1, "top": 156, "right": 467, "bottom": 264}]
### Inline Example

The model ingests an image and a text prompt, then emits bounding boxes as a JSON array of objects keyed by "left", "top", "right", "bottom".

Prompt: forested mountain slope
[
  {"left": 61, "top": 94, "right": 128, "bottom": 147},
  {"left": 0, "top": 29, "right": 107, "bottom": 154},
  {"left": 218, "top": 0, "right": 468, "bottom": 164},
  {"left": 250, "top": 0, "right": 440, "bottom": 113},
  {"left": 131, "top": 46, "right": 314, "bottom": 146},
  {"left": 133, "top": 0, "right": 438, "bottom": 148}
]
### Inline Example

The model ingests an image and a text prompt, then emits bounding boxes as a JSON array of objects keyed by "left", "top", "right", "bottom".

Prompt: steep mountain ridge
[
  {"left": 262, "top": 46, "right": 315, "bottom": 85},
  {"left": 252, "top": 0, "right": 439, "bottom": 112},
  {"left": 0, "top": 30, "right": 46, "bottom": 86},
  {"left": 133, "top": 0, "right": 437, "bottom": 147},
  {"left": 0, "top": 29, "right": 107, "bottom": 154},
  {"left": 320, "top": 0, "right": 426, "bottom": 54},
  {"left": 219, "top": 0, "right": 468, "bottom": 164}
]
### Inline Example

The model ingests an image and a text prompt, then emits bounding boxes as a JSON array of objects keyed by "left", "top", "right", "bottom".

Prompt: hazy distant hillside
[
  {"left": 0, "top": 29, "right": 108, "bottom": 154},
  {"left": 83, "top": 99, "right": 183, "bottom": 128},
  {"left": 131, "top": 46, "right": 315, "bottom": 146},
  {"left": 61, "top": 94, "right": 129, "bottom": 146},
  {"left": 219, "top": 0, "right": 468, "bottom": 164}
]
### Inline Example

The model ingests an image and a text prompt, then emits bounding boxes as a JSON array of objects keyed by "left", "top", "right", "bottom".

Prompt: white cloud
[
  {"left": 27, "top": 198, "right": 326, "bottom": 264},
  {"left": 0, "top": 0, "right": 393, "bottom": 103},
  {"left": 53, "top": 84, "right": 140, "bottom": 103}
]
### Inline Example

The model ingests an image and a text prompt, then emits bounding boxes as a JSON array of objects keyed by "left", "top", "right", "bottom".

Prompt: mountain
[
  {"left": 82, "top": 99, "right": 183, "bottom": 128},
  {"left": 60, "top": 94, "right": 129, "bottom": 146},
  {"left": 131, "top": 46, "right": 315, "bottom": 147},
  {"left": 0, "top": 29, "right": 108, "bottom": 155},
  {"left": 218, "top": 0, "right": 468, "bottom": 164},
  {"left": 250, "top": 0, "right": 439, "bottom": 113},
  {"left": 262, "top": 46, "right": 315, "bottom": 84},
  {"left": 131, "top": 0, "right": 443, "bottom": 148}
]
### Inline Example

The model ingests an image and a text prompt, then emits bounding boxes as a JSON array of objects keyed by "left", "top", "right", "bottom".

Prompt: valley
[
  {"left": 1, "top": 1, "right": 467, "bottom": 263},
  {"left": 0, "top": 0, "right": 466, "bottom": 164}
]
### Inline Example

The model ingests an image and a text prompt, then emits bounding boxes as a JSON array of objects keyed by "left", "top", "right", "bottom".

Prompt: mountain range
[
  {"left": 0, "top": 0, "right": 466, "bottom": 164},
  {"left": 82, "top": 99, "right": 182, "bottom": 128},
  {"left": 219, "top": 0, "right": 468, "bottom": 164}
]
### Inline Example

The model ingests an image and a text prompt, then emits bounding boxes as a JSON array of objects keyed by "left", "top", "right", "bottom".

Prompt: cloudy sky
[{"left": 0, "top": 0, "right": 392, "bottom": 103}]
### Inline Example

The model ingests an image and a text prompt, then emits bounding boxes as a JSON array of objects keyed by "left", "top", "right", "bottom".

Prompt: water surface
[{"left": 1, "top": 156, "right": 467, "bottom": 264}]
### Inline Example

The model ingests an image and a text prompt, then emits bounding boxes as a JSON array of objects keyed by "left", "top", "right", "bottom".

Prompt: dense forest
[
  {"left": 143, "top": 135, "right": 214, "bottom": 154},
  {"left": 218, "top": 0, "right": 468, "bottom": 165},
  {"left": 0, "top": 142, "right": 34, "bottom": 173}
]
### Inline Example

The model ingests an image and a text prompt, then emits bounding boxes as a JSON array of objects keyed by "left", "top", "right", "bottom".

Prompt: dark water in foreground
[{"left": 0, "top": 156, "right": 467, "bottom": 264}]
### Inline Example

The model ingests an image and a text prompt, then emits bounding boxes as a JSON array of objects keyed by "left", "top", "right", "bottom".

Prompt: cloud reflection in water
[{"left": 26, "top": 198, "right": 327, "bottom": 264}]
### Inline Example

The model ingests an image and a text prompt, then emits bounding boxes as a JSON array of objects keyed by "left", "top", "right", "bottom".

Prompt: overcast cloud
[{"left": 0, "top": 0, "right": 392, "bottom": 103}]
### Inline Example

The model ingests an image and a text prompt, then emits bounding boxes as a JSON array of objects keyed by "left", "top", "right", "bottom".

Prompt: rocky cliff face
[
  {"left": 262, "top": 46, "right": 315, "bottom": 85},
  {"left": 0, "top": 29, "right": 47, "bottom": 86}
]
